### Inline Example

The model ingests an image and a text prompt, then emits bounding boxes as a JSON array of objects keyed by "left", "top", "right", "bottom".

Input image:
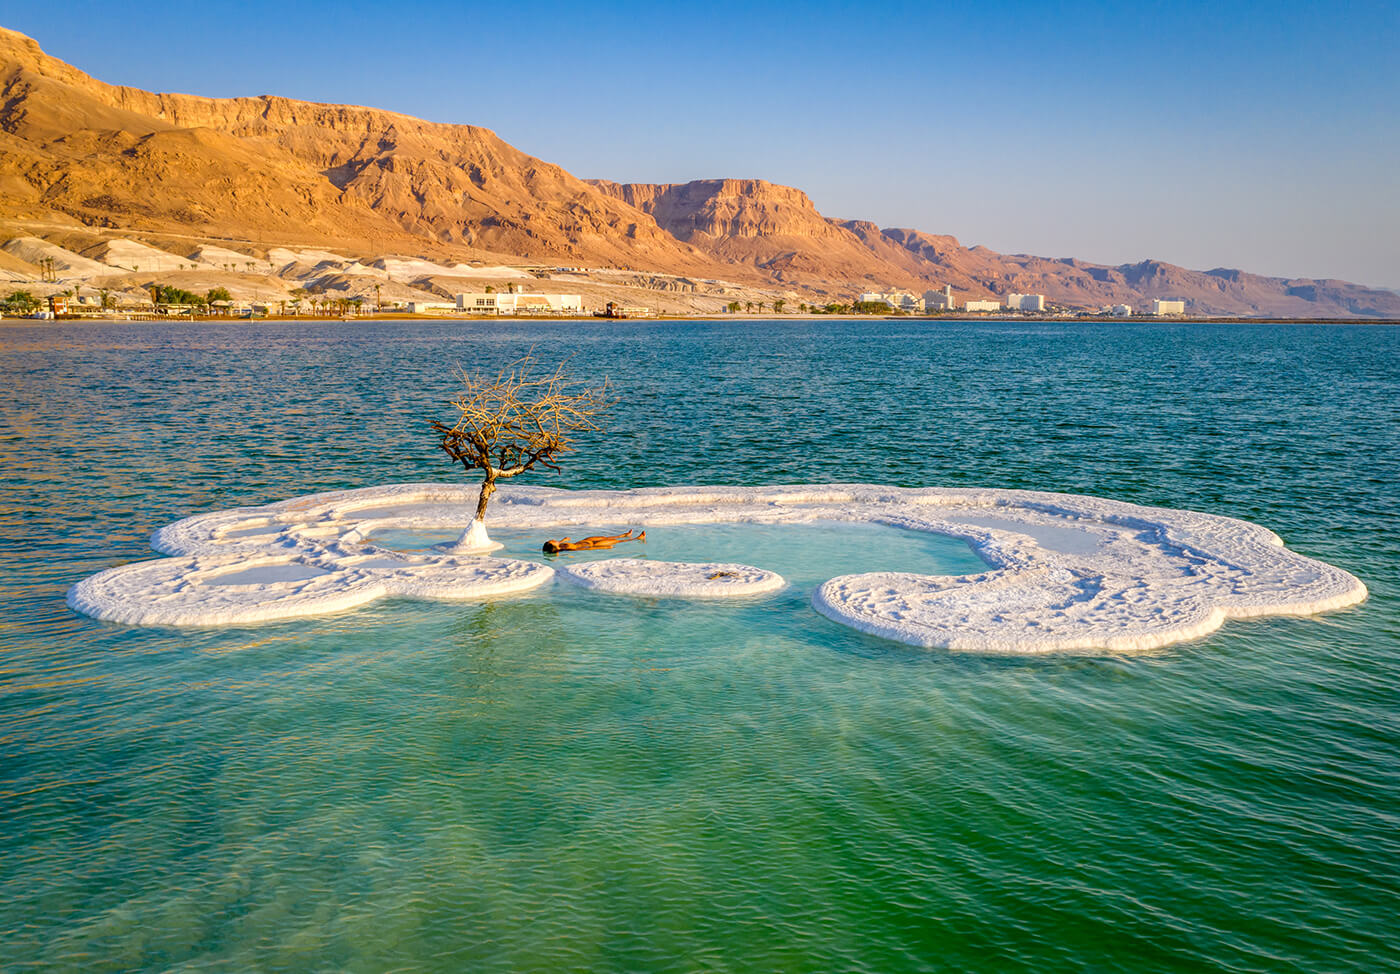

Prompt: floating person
[{"left": 542, "top": 529, "right": 646, "bottom": 553}]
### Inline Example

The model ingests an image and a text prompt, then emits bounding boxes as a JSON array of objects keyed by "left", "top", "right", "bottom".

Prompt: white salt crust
[
  {"left": 559, "top": 559, "right": 785, "bottom": 597},
  {"left": 67, "top": 483, "right": 1367, "bottom": 651},
  {"left": 66, "top": 548, "right": 553, "bottom": 627}
]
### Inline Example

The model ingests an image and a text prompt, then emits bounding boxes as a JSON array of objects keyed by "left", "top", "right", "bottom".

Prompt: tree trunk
[{"left": 475, "top": 474, "right": 496, "bottom": 522}]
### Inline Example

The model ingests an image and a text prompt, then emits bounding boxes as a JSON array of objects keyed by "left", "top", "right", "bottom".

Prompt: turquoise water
[
  {"left": 3, "top": 319, "right": 1398, "bottom": 971},
  {"left": 369, "top": 520, "right": 987, "bottom": 583}
]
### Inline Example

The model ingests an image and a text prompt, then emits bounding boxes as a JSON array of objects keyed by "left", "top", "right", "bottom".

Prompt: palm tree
[
  {"left": 4, "top": 290, "right": 41, "bottom": 314},
  {"left": 773, "top": 299, "right": 785, "bottom": 314}
]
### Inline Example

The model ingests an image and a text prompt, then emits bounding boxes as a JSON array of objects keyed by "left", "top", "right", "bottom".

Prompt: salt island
[{"left": 68, "top": 482, "right": 1366, "bottom": 654}]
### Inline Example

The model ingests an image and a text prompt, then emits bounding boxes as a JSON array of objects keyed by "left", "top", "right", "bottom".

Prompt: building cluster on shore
[
  {"left": 856, "top": 285, "right": 1041, "bottom": 314},
  {"left": 402, "top": 288, "right": 586, "bottom": 315},
  {"left": 1096, "top": 299, "right": 1187, "bottom": 317},
  {"left": 0, "top": 236, "right": 683, "bottom": 320},
  {"left": 0, "top": 231, "right": 1203, "bottom": 322},
  {"left": 2, "top": 281, "right": 602, "bottom": 320},
  {"left": 851, "top": 285, "right": 1191, "bottom": 318},
  {"left": 855, "top": 286, "right": 1046, "bottom": 314}
]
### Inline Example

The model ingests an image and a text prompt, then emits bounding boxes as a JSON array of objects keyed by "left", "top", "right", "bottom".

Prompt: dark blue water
[{"left": 2, "top": 319, "right": 1398, "bottom": 971}]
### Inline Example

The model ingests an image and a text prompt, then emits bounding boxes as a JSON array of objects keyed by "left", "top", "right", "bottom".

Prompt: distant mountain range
[{"left": 2, "top": 25, "right": 1396, "bottom": 317}]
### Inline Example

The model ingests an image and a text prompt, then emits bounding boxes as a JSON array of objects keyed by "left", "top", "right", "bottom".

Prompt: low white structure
[
  {"left": 456, "top": 292, "right": 584, "bottom": 314},
  {"left": 1006, "top": 293, "right": 1046, "bottom": 312},
  {"left": 924, "top": 285, "right": 955, "bottom": 310},
  {"left": 1112, "top": 304, "right": 1133, "bottom": 317},
  {"left": 406, "top": 301, "right": 458, "bottom": 314},
  {"left": 964, "top": 299, "right": 1001, "bottom": 312},
  {"left": 858, "top": 291, "right": 924, "bottom": 312},
  {"left": 1152, "top": 299, "right": 1186, "bottom": 315}
]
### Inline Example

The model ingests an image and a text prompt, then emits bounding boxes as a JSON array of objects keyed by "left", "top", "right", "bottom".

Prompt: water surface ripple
[{"left": 2, "top": 319, "right": 1398, "bottom": 971}]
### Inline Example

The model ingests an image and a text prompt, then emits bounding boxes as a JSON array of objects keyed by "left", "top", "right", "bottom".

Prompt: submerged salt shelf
[
  {"left": 559, "top": 558, "right": 786, "bottom": 598},
  {"left": 68, "top": 483, "right": 1366, "bottom": 652}
]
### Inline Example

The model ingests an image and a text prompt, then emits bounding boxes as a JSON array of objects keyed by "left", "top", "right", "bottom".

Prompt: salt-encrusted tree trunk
[{"left": 430, "top": 354, "right": 609, "bottom": 552}]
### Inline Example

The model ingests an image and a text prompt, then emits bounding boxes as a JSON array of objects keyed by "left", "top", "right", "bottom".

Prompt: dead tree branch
[{"left": 430, "top": 353, "right": 611, "bottom": 523}]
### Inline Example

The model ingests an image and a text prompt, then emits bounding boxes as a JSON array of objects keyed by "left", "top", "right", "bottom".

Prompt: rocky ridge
[{"left": 2, "top": 26, "right": 1396, "bottom": 317}]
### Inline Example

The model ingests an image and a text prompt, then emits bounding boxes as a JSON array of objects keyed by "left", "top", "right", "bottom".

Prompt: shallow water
[
  {"left": 3, "top": 319, "right": 1398, "bottom": 971},
  {"left": 371, "top": 519, "right": 987, "bottom": 586}
]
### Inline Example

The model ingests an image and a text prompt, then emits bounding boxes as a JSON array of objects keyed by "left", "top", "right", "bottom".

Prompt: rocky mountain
[
  {"left": 593, "top": 178, "right": 1400, "bottom": 316},
  {"left": 2, "top": 25, "right": 1396, "bottom": 317},
  {"left": 0, "top": 26, "right": 721, "bottom": 274},
  {"left": 588, "top": 178, "right": 938, "bottom": 289}
]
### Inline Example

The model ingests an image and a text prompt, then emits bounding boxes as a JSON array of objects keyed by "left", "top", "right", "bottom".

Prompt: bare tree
[{"left": 430, "top": 354, "right": 610, "bottom": 550}]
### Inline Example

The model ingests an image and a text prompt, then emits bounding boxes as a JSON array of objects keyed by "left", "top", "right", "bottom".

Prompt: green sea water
[{"left": 2, "top": 319, "right": 1397, "bottom": 971}]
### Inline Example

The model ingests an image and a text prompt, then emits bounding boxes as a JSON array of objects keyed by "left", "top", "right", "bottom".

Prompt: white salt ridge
[
  {"left": 439, "top": 264, "right": 534, "bottom": 280},
  {"left": 371, "top": 257, "right": 532, "bottom": 280},
  {"left": 68, "top": 544, "right": 553, "bottom": 626},
  {"left": 266, "top": 247, "right": 348, "bottom": 269},
  {"left": 68, "top": 483, "right": 1367, "bottom": 651},
  {"left": 190, "top": 245, "right": 255, "bottom": 266},
  {"left": 87, "top": 239, "right": 208, "bottom": 273},
  {"left": 1, "top": 237, "right": 112, "bottom": 278},
  {"left": 560, "top": 559, "right": 785, "bottom": 598}
]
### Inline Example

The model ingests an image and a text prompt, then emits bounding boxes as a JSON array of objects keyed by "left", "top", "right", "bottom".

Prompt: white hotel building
[
  {"left": 456, "top": 292, "right": 584, "bottom": 315},
  {"left": 858, "top": 291, "right": 925, "bottom": 312},
  {"left": 1005, "top": 293, "right": 1046, "bottom": 312},
  {"left": 923, "top": 285, "right": 955, "bottom": 310}
]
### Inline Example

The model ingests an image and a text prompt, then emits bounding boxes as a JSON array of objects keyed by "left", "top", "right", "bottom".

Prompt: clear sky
[{"left": 7, "top": 0, "right": 1398, "bottom": 286}]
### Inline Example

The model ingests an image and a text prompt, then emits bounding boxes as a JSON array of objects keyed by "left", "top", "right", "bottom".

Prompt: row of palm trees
[
  {"left": 725, "top": 299, "right": 799, "bottom": 314},
  {"left": 285, "top": 288, "right": 367, "bottom": 316}
]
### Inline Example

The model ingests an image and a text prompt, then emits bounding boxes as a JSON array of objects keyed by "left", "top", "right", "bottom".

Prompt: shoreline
[{"left": 8, "top": 313, "right": 1399, "bottom": 326}]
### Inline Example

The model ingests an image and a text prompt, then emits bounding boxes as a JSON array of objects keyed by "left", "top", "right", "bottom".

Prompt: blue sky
[{"left": 7, "top": 0, "right": 1398, "bottom": 286}]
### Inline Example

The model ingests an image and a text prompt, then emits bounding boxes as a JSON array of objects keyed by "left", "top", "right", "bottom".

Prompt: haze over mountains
[{"left": 2, "top": 25, "right": 1396, "bottom": 317}]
